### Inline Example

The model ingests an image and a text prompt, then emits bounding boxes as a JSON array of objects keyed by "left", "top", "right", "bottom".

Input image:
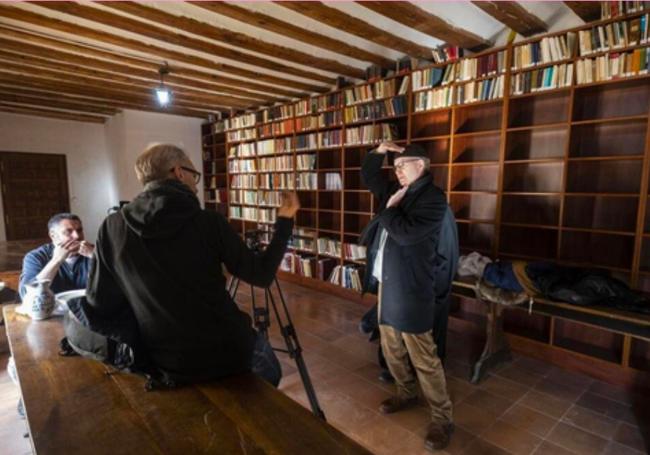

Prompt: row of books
[
  {"left": 224, "top": 107, "right": 294, "bottom": 131},
  {"left": 344, "top": 84, "right": 374, "bottom": 105},
  {"left": 414, "top": 86, "right": 454, "bottom": 111},
  {"left": 258, "top": 120, "right": 294, "bottom": 138},
  {"left": 204, "top": 161, "right": 223, "bottom": 175},
  {"left": 296, "top": 133, "right": 318, "bottom": 151},
  {"left": 344, "top": 243, "right": 366, "bottom": 260},
  {"left": 511, "top": 33, "right": 576, "bottom": 69},
  {"left": 258, "top": 156, "right": 293, "bottom": 172},
  {"left": 431, "top": 46, "right": 463, "bottom": 63},
  {"left": 343, "top": 96, "right": 407, "bottom": 123},
  {"left": 291, "top": 228, "right": 317, "bottom": 251},
  {"left": 578, "top": 15, "right": 649, "bottom": 56},
  {"left": 320, "top": 130, "right": 343, "bottom": 148},
  {"left": 229, "top": 206, "right": 275, "bottom": 223},
  {"left": 601, "top": 2, "right": 649, "bottom": 20},
  {"left": 318, "top": 237, "right": 341, "bottom": 256},
  {"left": 227, "top": 128, "right": 256, "bottom": 142},
  {"left": 261, "top": 173, "right": 295, "bottom": 190},
  {"left": 261, "top": 105, "right": 293, "bottom": 123},
  {"left": 207, "top": 176, "right": 224, "bottom": 189},
  {"left": 228, "top": 159, "right": 256, "bottom": 174},
  {"left": 576, "top": 48, "right": 649, "bottom": 83},
  {"left": 296, "top": 115, "right": 318, "bottom": 132},
  {"left": 324, "top": 172, "right": 342, "bottom": 190},
  {"left": 297, "top": 154, "right": 316, "bottom": 171},
  {"left": 510, "top": 64, "right": 574, "bottom": 95},
  {"left": 345, "top": 123, "right": 398, "bottom": 146},
  {"left": 204, "top": 189, "right": 226, "bottom": 203},
  {"left": 319, "top": 110, "right": 343, "bottom": 128},
  {"left": 456, "top": 76, "right": 504, "bottom": 105},
  {"left": 229, "top": 143, "right": 255, "bottom": 158},
  {"left": 456, "top": 51, "right": 507, "bottom": 81},
  {"left": 328, "top": 265, "right": 363, "bottom": 291},
  {"left": 280, "top": 253, "right": 317, "bottom": 277},
  {"left": 297, "top": 172, "right": 318, "bottom": 190},
  {"left": 229, "top": 189, "right": 257, "bottom": 205},
  {"left": 259, "top": 191, "right": 281, "bottom": 207},
  {"left": 257, "top": 138, "right": 292, "bottom": 156},
  {"left": 413, "top": 67, "right": 444, "bottom": 91},
  {"left": 230, "top": 174, "right": 257, "bottom": 189},
  {"left": 294, "top": 94, "right": 344, "bottom": 116},
  {"left": 225, "top": 113, "right": 256, "bottom": 131}
]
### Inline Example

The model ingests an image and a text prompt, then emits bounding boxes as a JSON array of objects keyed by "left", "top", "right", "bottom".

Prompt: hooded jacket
[{"left": 81, "top": 179, "right": 293, "bottom": 381}]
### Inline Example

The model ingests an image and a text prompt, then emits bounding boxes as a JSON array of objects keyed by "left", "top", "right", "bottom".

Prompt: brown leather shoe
[
  {"left": 424, "top": 422, "right": 454, "bottom": 451},
  {"left": 379, "top": 396, "right": 418, "bottom": 414}
]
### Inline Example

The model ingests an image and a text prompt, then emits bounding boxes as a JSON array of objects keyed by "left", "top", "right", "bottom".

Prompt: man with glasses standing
[{"left": 360, "top": 141, "right": 455, "bottom": 451}]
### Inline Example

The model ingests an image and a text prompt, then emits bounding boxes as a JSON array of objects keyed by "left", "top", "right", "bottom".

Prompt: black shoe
[
  {"left": 424, "top": 422, "right": 454, "bottom": 451},
  {"left": 379, "top": 396, "right": 418, "bottom": 414},
  {"left": 378, "top": 369, "right": 395, "bottom": 384}
]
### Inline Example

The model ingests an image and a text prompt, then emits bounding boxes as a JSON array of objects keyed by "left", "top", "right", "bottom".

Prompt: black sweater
[{"left": 82, "top": 180, "right": 293, "bottom": 381}]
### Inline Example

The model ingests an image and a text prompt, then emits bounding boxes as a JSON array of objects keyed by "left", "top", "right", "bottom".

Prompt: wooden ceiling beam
[
  {"left": 0, "top": 72, "right": 214, "bottom": 118},
  {"left": 32, "top": 2, "right": 335, "bottom": 85},
  {"left": 361, "top": 1, "right": 491, "bottom": 51},
  {"left": 0, "top": 52, "right": 257, "bottom": 108},
  {"left": 564, "top": 2, "right": 601, "bottom": 22},
  {"left": 275, "top": 1, "right": 433, "bottom": 60},
  {"left": 191, "top": 2, "right": 394, "bottom": 69},
  {"left": 103, "top": 2, "right": 365, "bottom": 80},
  {"left": 0, "top": 60, "right": 249, "bottom": 110},
  {"left": 0, "top": 26, "right": 305, "bottom": 99},
  {"left": 0, "top": 36, "right": 275, "bottom": 103},
  {"left": 0, "top": 4, "right": 327, "bottom": 93},
  {"left": 0, "top": 92, "right": 120, "bottom": 115},
  {"left": 0, "top": 83, "right": 209, "bottom": 119},
  {"left": 471, "top": 2, "right": 547, "bottom": 37},
  {"left": 0, "top": 103, "right": 107, "bottom": 123}
]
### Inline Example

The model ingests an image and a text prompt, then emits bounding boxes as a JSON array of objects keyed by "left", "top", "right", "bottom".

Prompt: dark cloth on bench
[{"left": 484, "top": 261, "right": 650, "bottom": 315}]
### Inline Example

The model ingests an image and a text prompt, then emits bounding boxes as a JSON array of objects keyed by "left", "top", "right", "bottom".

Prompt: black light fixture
[{"left": 156, "top": 62, "right": 171, "bottom": 107}]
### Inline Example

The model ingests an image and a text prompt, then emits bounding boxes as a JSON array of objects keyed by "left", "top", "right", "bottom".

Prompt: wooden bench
[
  {"left": 3, "top": 305, "right": 371, "bottom": 455},
  {"left": 451, "top": 279, "right": 650, "bottom": 389}
]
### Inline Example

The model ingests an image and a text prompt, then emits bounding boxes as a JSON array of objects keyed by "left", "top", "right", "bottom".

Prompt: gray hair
[{"left": 135, "top": 143, "right": 190, "bottom": 185}]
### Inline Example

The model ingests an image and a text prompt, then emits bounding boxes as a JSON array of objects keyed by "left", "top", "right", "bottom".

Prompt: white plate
[{"left": 54, "top": 289, "right": 86, "bottom": 315}]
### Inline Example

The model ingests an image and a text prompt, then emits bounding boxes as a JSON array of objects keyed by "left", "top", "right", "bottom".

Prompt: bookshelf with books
[
  {"left": 207, "top": 8, "right": 650, "bottom": 375},
  {"left": 202, "top": 122, "right": 228, "bottom": 217}
]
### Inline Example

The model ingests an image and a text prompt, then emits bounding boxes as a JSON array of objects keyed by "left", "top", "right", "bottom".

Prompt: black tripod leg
[{"left": 267, "top": 279, "right": 326, "bottom": 421}]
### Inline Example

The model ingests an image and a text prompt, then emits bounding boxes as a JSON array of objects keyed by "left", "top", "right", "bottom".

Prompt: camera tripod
[{"left": 227, "top": 273, "right": 326, "bottom": 420}]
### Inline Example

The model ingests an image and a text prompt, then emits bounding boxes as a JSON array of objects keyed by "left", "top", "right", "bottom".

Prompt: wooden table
[{"left": 4, "top": 305, "right": 371, "bottom": 455}]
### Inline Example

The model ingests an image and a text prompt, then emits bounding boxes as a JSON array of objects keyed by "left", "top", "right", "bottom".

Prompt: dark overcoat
[{"left": 360, "top": 151, "right": 457, "bottom": 335}]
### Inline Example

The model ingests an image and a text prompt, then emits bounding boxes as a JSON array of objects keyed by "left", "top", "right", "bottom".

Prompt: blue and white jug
[{"left": 22, "top": 279, "right": 55, "bottom": 320}]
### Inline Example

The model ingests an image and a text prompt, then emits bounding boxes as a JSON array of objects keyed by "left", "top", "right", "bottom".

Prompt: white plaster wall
[
  {"left": 0, "top": 109, "right": 206, "bottom": 242},
  {"left": 105, "top": 110, "right": 204, "bottom": 203},
  {"left": 0, "top": 112, "right": 118, "bottom": 242}
]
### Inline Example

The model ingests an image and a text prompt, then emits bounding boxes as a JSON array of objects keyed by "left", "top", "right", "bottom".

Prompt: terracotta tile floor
[{"left": 1, "top": 280, "right": 649, "bottom": 454}]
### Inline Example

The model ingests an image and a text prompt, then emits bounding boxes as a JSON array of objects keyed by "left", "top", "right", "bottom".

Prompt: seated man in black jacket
[{"left": 81, "top": 143, "right": 299, "bottom": 386}]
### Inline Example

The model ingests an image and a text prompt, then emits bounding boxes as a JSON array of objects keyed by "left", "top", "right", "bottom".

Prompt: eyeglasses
[
  {"left": 394, "top": 159, "right": 420, "bottom": 171},
  {"left": 170, "top": 166, "right": 201, "bottom": 184}
]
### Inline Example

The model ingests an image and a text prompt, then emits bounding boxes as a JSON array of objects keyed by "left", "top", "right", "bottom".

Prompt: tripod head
[{"left": 244, "top": 229, "right": 266, "bottom": 252}]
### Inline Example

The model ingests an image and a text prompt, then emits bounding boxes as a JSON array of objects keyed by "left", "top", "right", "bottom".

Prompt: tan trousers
[{"left": 378, "top": 284, "right": 453, "bottom": 425}]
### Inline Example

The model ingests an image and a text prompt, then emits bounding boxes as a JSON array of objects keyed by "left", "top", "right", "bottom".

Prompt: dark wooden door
[{"left": 0, "top": 152, "right": 70, "bottom": 240}]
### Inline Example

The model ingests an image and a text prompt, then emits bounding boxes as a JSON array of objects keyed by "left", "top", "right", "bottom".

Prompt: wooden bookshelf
[{"left": 200, "top": 9, "right": 650, "bottom": 379}]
